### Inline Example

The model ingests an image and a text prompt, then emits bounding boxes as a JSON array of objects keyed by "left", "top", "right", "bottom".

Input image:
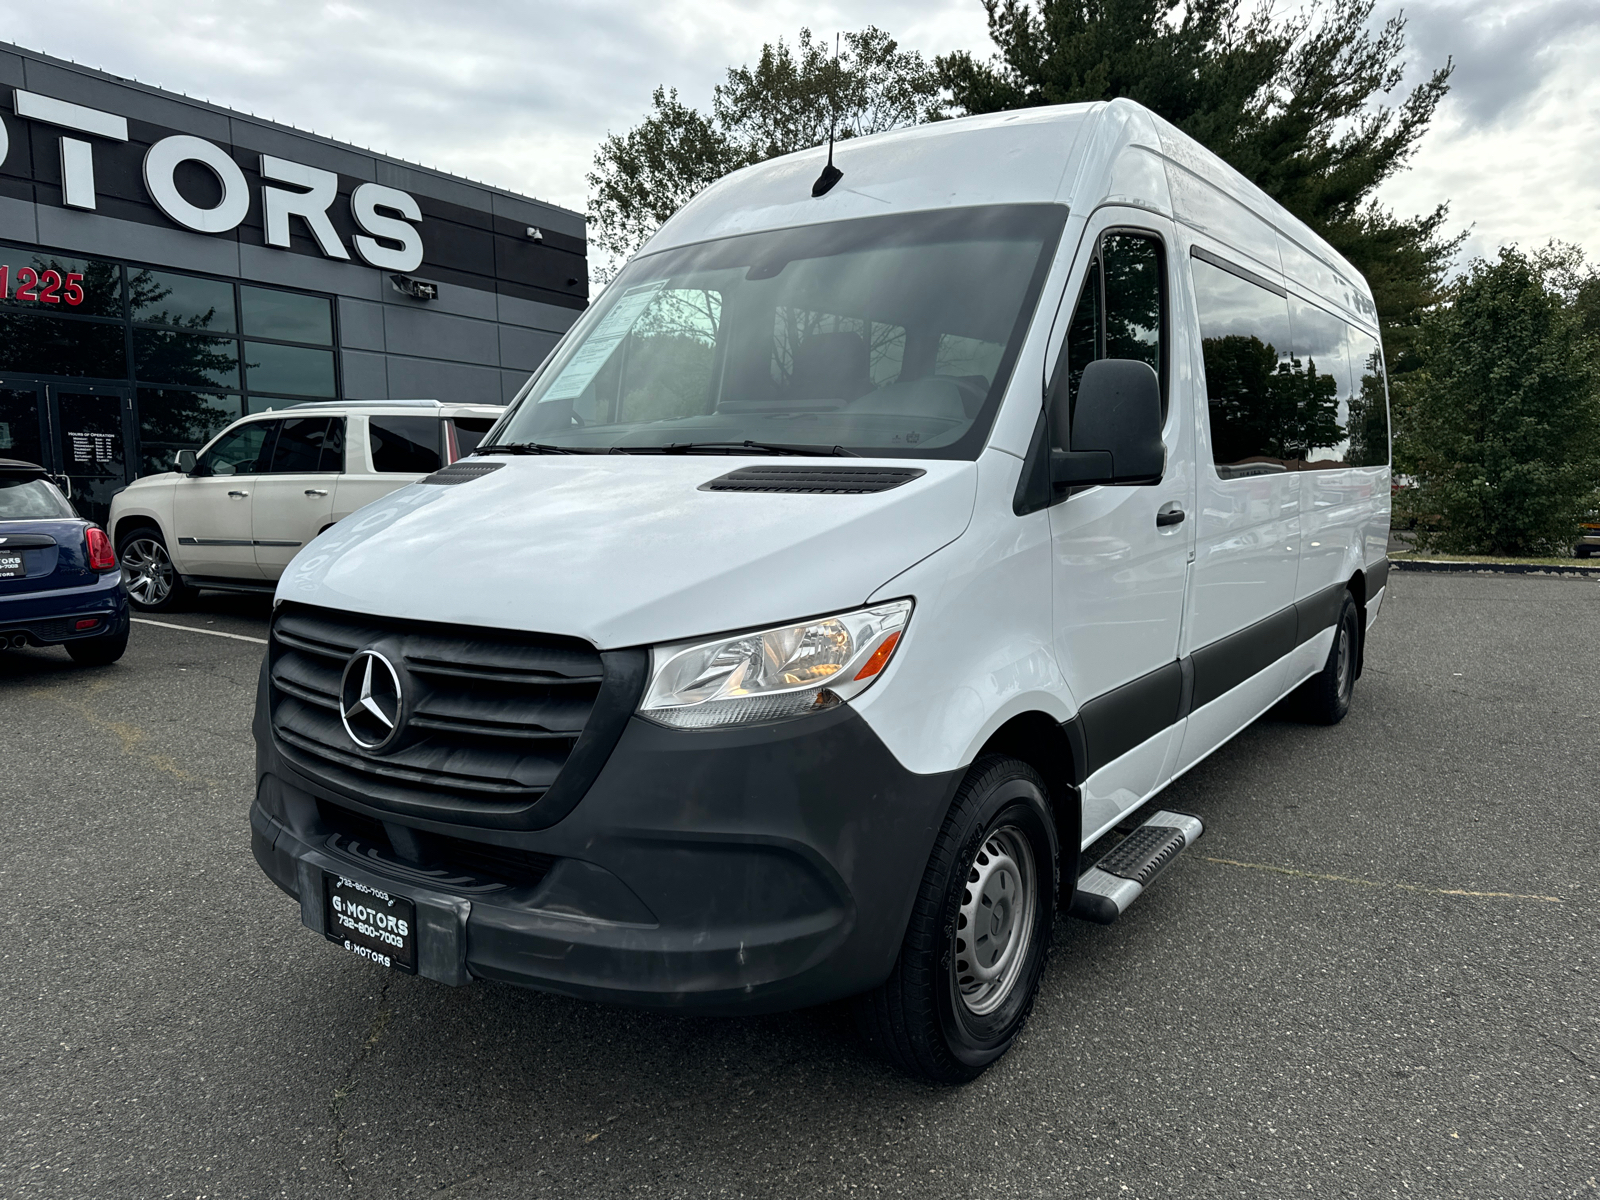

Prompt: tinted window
[
  {"left": 369, "top": 416, "right": 440, "bottom": 473},
  {"left": 1192, "top": 257, "right": 1294, "bottom": 475},
  {"left": 1346, "top": 330, "right": 1389, "bottom": 467},
  {"left": 197, "top": 421, "right": 274, "bottom": 477},
  {"left": 244, "top": 342, "right": 336, "bottom": 398},
  {"left": 240, "top": 287, "right": 332, "bottom": 345},
  {"left": 132, "top": 328, "right": 241, "bottom": 389},
  {"left": 0, "top": 313, "right": 127, "bottom": 378},
  {"left": 1050, "top": 231, "right": 1166, "bottom": 445},
  {"left": 0, "top": 475, "right": 74, "bottom": 519},
  {"left": 1102, "top": 233, "right": 1163, "bottom": 387},
  {"left": 1285, "top": 297, "right": 1353, "bottom": 468},
  {"left": 128, "top": 269, "right": 235, "bottom": 332},
  {"left": 268, "top": 416, "right": 344, "bottom": 473},
  {"left": 0, "top": 389, "right": 43, "bottom": 466},
  {"left": 137, "top": 389, "right": 242, "bottom": 476},
  {"left": 0, "top": 248, "right": 123, "bottom": 318},
  {"left": 451, "top": 417, "right": 496, "bottom": 457}
]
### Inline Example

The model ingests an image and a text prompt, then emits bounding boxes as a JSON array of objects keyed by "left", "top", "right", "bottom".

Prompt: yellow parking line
[{"left": 1200, "top": 855, "right": 1563, "bottom": 903}]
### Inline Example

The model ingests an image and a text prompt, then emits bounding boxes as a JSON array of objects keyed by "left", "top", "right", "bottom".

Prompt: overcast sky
[{"left": 4, "top": 0, "right": 1596, "bottom": 271}]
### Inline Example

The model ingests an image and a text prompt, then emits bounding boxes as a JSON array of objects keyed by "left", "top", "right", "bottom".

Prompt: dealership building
[{"left": 0, "top": 41, "right": 586, "bottom": 522}]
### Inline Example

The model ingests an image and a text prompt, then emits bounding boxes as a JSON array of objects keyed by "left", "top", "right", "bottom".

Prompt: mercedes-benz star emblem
[{"left": 339, "top": 649, "right": 404, "bottom": 751}]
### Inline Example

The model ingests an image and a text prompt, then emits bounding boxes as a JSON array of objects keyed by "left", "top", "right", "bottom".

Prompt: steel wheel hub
[
  {"left": 954, "top": 824, "right": 1037, "bottom": 1017},
  {"left": 122, "top": 538, "right": 174, "bottom": 606}
]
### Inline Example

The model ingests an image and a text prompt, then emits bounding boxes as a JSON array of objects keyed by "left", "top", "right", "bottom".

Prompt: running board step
[{"left": 1069, "top": 810, "right": 1204, "bottom": 925}]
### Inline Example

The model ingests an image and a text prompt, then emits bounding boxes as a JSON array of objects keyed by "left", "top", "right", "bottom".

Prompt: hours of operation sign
[{"left": 69, "top": 431, "right": 116, "bottom": 464}]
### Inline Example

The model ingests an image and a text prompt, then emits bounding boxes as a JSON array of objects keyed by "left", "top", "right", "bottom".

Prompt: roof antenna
[{"left": 811, "top": 32, "right": 843, "bottom": 197}]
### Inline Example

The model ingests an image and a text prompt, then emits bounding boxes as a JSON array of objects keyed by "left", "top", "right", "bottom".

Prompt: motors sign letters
[{"left": 2, "top": 89, "right": 425, "bottom": 273}]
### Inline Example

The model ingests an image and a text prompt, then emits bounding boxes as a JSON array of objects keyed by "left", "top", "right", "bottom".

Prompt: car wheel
[
  {"left": 118, "top": 526, "right": 189, "bottom": 612},
  {"left": 1298, "top": 592, "right": 1360, "bottom": 725},
  {"left": 66, "top": 618, "right": 129, "bottom": 666},
  {"left": 855, "top": 755, "right": 1058, "bottom": 1084}
]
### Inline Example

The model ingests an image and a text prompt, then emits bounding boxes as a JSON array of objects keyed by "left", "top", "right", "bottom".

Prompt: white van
[
  {"left": 109, "top": 400, "right": 503, "bottom": 610},
  {"left": 250, "top": 100, "right": 1391, "bottom": 1083}
]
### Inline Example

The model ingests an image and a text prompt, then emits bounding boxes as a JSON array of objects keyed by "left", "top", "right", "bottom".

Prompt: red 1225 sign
[{"left": 0, "top": 266, "right": 86, "bottom": 306}]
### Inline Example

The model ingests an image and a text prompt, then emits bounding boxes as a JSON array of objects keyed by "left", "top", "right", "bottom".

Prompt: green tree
[
  {"left": 587, "top": 28, "right": 942, "bottom": 278},
  {"left": 1399, "top": 244, "right": 1600, "bottom": 556},
  {"left": 938, "top": 0, "right": 1461, "bottom": 375}
]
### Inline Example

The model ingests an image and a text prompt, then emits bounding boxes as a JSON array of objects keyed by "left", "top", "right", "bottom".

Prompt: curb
[{"left": 1392, "top": 559, "right": 1600, "bottom": 578}]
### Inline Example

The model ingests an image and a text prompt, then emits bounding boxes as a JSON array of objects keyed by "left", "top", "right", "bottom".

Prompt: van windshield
[{"left": 494, "top": 205, "right": 1066, "bottom": 459}]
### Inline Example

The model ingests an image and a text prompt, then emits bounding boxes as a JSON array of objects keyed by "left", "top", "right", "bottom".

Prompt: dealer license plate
[
  {"left": 0, "top": 552, "right": 24, "bottom": 579},
  {"left": 324, "top": 873, "right": 416, "bottom": 973}
]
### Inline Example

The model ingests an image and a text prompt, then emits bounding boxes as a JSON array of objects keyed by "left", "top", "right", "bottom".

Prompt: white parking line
[{"left": 131, "top": 617, "right": 268, "bottom": 645}]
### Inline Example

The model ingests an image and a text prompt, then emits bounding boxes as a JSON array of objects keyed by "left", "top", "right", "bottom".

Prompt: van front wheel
[{"left": 856, "top": 755, "right": 1058, "bottom": 1084}]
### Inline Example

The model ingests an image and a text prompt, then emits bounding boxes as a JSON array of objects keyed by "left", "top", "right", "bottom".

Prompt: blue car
[{"left": 0, "top": 458, "right": 129, "bottom": 666}]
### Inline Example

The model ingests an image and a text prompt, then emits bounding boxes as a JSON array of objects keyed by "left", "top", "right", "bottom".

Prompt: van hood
[{"left": 277, "top": 456, "right": 977, "bottom": 649}]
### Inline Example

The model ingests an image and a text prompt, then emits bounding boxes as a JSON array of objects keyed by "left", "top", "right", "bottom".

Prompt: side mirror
[
  {"left": 175, "top": 449, "right": 197, "bottom": 474},
  {"left": 1049, "top": 359, "right": 1164, "bottom": 489}
]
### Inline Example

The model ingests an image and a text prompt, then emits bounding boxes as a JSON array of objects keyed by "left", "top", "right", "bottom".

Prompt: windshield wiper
[
  {"left": 636, "top": 440, "right": 860, "bottom": 458},
  {"left": 473, "top": 442, "right": 595, "bottom": 456}
]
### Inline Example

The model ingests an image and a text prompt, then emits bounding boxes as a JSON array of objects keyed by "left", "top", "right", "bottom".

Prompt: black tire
[
  {"left": 855, "top": 755, "right": 1058, "bottom": 1084},
  {"left": 66, "top": 619, "right": 129, "bottom": 666},
  {"left": 116, "top": 525, "right": 190, "bottom": 612},
  {"left": 1298, "top": 591, "right": 1360, "bottom": 725}
]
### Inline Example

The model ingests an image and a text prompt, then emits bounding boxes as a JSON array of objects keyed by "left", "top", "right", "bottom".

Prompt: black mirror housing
[
  {"left": 175, "top": 449, "right": 198, "bottom": 474},
  {"left": 1049, "top": 358, "right": 1164, "bottom": 489}
]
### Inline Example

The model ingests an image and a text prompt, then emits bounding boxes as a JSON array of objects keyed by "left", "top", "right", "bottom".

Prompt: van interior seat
[{"left": 791, "top": 332, "right": 871, "bottom": 402}]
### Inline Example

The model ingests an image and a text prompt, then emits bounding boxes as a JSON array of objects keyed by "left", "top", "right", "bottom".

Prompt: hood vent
[
  {"left": 700, "top": 465, "right": 926, "bottom": 495},
  {"left": 421, "top": 462, "right": 505, "bottom": 486}
]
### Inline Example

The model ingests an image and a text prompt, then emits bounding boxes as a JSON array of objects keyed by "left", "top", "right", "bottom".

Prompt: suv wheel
[
  {"left": 118, "top": 526, "right": 189, "bottom": 612},
  {"left": 855, "top": 755, "right": 1058, "bottom": 1084}
]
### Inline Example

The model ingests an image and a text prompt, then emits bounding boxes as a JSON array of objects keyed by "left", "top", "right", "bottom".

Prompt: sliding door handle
[{"left": 1156, "top": 502, "right": 1186, "bottom": 528}]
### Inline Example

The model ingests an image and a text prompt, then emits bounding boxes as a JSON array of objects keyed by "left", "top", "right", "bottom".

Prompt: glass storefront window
[
  {"left": 244, "top": 341, "right": 336, "bottom": 397},
  {"left": 133, "top": 327, "right": 242, "bottom": 390},
  {"left": 136, "top": 388, "right": 242, "bottom": 475},
  {"left": 241, "top": 286, "right": 332, "bottom": 345},
  {"left": 129, "top": 268, "right": 237, "bottom": 333},
  {"left": 0, "top": 312, "right": 127, "bottom": 377},
  {"left": 0, "top": 247, "right": 124, "bottom": 319}
]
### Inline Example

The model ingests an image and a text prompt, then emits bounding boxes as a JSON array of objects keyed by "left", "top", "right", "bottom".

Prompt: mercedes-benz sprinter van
[{"left": 251, "top": 99, "right": 1392, "bottom": 1083}]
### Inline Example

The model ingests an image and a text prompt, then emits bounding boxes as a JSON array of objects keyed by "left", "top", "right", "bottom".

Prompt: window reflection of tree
[
  {"left": 0, "top": 255, "right": 127, "bottom": 376},
  {"left": 1345, "top": 345, "right": 1389, "bottom": 468},
  {"left": 1202, "top": 334, "right": 1342, "bottom": 466},
  {"left": 129, "top": 273, "right": 241, "bottom": 393}
]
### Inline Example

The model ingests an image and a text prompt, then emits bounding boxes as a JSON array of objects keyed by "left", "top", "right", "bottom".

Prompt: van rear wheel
[
  {"left": 1298, "top": 592, "right": 1360, "bottom": 725},
  {"left": 855, "top": 755, "right": 1058, "bottom": 1084}
]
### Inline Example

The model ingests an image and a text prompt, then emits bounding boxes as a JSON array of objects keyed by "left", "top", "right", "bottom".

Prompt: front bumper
[
  {"left": 0, "top": 571, "right": 127, "bottom": 645},
  {"left": 252, "top": 694, "right": 961, "bottom": 1013}
]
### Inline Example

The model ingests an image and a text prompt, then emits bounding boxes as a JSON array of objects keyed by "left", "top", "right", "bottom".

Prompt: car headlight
[{"left": 639, "top": 600, "right": 912, "bottom": 730}]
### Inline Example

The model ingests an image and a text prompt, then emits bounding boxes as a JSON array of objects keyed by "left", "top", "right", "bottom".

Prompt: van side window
[
  {"left": 1053, "top": 233, "right": 1165, "bottom": 447},
  {"left": 369, "top": 416, "right": 441, "bottom": 473},
  {"left": 1191, "top": 256, "right": 1295, "bottom": 476},
  {"left": 1101, "top": 233, "right": 1164, "bottom": 390},
  {"left": 1284, "top": 297, "right": 1352, "bottom": 468},
  {"left": 1345, "top": 330, "right": 1390, "bottom": 467}
]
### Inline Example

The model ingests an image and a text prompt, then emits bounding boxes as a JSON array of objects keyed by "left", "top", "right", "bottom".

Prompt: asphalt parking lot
[{"left": 1, "top": 572, "right": 1596, "bottom": 1200}]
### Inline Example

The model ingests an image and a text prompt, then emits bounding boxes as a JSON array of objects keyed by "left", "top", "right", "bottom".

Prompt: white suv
[{"left": 109, "top": 400, "right": 503, "bottom": 611}]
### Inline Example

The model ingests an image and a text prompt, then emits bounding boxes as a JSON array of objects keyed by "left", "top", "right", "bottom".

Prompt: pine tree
[{"left": 937, "top": 0, "right": 1461, "bottom": 374}]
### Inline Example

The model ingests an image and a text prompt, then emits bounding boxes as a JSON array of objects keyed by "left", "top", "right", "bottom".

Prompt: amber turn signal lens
[{"left": 853, "top": 631, "right": 902, "bottom": 681}]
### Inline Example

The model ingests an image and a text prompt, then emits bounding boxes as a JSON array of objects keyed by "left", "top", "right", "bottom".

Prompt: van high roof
[{"left": 644, "top": 98, "right": 1377, "bottom": 330}]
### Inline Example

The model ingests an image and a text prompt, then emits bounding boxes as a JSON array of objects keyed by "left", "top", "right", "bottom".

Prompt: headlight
[{"left": 640, "top": 600, "right": 912, "bottom": 730}]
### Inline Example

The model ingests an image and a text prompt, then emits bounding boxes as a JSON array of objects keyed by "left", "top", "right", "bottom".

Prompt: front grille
[
  {"left": 316, "top": 799, "right": 557, "bottom": 891},
  {"left": 269, "top": 603, "right": 647, "bottom": 828}
]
